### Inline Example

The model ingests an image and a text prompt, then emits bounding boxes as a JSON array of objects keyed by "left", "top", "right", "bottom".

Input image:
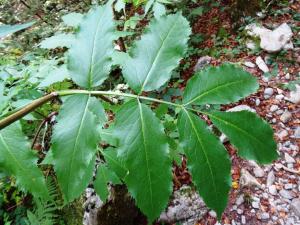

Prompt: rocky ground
[{"left": 82, "top": 2, "right": 300, "bottom": 225}]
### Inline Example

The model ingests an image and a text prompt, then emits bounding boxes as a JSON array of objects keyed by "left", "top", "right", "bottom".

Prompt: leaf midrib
[
  {"left": 138, "top": 101, "right": 154, "bottom": 211},
  {"left": 184, "top": 79, "right": 249, "bottom": 105},
  {"left": 65, "top": 96, "right": 91, "bottom": 199},
  {"left": 183, "top": 109, "right": 219, "bottom": 204},
  {"left": 139, "top": 15, "right": 179, "bottom": 93}
]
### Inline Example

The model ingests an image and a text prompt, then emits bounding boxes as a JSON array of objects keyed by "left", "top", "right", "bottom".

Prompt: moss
[{"left": 61, "top": 197, "right": 84, "bottom": 225}]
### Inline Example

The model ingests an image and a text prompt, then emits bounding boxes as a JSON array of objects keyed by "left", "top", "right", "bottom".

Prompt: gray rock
[
  {"left": 285, "top": 153, "right": 295, "bottom": 163},
  {"left": 240, "top": 169, "right": 262, "bottom": 188},
  {"left": 264, "top": 88, "right": 274, "bottom": 99},
  {"left": 279, "top": 190, "right": 295, "bottom": 199},
  {"left": 280, "top": 111, "right": 292, "bottom": 123},
  {"left": 294, "top": 126, "right": 300, "bottom": 139},
  {"left": 244, "top": 61, "right": 256, "bottom": 68},
  {"left": 236, "top": 194, "right": 244, "bottom": 206},
  {"left": 227, "top": 105, "right": 256, "bottom": 113},
  {"left": 270, "top": 105, "right": 279, "bottom": 112},
  {"left": 286, "top": 85, "right": 300, "bottom": 104},
  {"left": 277, "top": 130, "right": 288, "bottom": 139},
  {"left": 256, "top": 56, "right": 270, "bottom": 73},
  {"left": 267, "top": 171, "right": 275, "bottom": 186},
  {"left": 255, "top": 99, "right": 260, "bottom": 106},
  {"left": 269, "top": 185, "right": 277, "bottom": 195},
  {"left": 260, "top": 212, "right": 270, "bottom": 220},
  {"left": 252, "top": 201, "right": 260, "bottom": 209},
  {"left": 241, "top": 215, "right": 246, "bottom": 224},
  {"left": 291, "top": 198, "right": 300, "bottom": 217},
  {"left": 246, "top": 23, "right": 293, "bottom": 53},
  {"left": 194, "top": 56, "right": 212, "bottom": 72},
  {"left": 253, "top": 167, "right": 265, "bottom": 178},
  {"left": 275, "top": 94, "right": 284, "bottom": 100},
  {"left": 284, "top": 183, "right": 293, "bottom": 190}
]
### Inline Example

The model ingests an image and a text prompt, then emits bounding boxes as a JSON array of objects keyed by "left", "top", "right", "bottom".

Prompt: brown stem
[
  {"left": 20, "top": 0, "right": 50, "bottom": 24},
  {"left": 31, "top": 112, "right": 57, "bottom": 149},
  {"left": 0, "top": 92, "right": 58, "bottom": 130}
]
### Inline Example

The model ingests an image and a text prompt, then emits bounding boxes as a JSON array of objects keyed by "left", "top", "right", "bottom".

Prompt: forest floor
[
  {"left": 1, "top": 0, "right": 300, "bottom": 225},
  {"left": 170, "top": 1, "right": 300, "bottom": 225}
]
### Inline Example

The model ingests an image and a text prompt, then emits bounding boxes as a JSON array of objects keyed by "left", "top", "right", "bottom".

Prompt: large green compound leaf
[
  {"left": 209, "top": 111, "right": 278, "bottom": 164},
  {"left": 183, "top": 64, "right": 259, "bottom": 106},
  {"left": 111, "top": 100, "right": 172, "bottom": 221},
  {"left": 118, "top": 13, "right": 191, "bottom": 93},
  {"left": 52, "top": 95, "right": 105, "bottom": 202},
  {"left": 177, "top": 109, "right": 231, "bottom": 218},
  {"left": 68, "top": 1, "right": 116, "bottom": 89},
  {"left": 0, "top": 122, "right": 49, "bottom": 199}
]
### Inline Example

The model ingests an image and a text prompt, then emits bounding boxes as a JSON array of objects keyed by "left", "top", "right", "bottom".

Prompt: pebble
[
  {"left": 244, "top": 61, "right": 256, "bottom": 68},
  {"left": 278, "top": 130, "right": 288, "bottom": 139},
  {"left": 236, "top": 195, "right": 244, "bottom": 206},
  {"left": 253, "top": 167, "right": 265, "bottom": 178},
  {"left": 194, "top": 56, "right": 212, "bottom": 72},
  {"left": 264, "top": 88, "right": 274, "bottom": 99},
  {"left": 260, "top": 212, "right": 270, "bottom": 220},
  {"left": 294, "top": 126, "right": 300, "bottom": 139},
  {"left": 275, "top": 94, "right": 284, "bottom": 100},
  {"left": 241, "top": 216, "right": 246, "bottom": 224},
  {"left": 285, "top": 153, "right": 295, "bottom": 163},
  {"left": 270, "top": 105, "right": 279, "bottom": 112},
  {"left": 279, "top": 190, "right": 295, "bottom": 199},
  {"left": 252, "top": 201, "right": 260, "bottom": 209},
  {"left": 237, "top": 209, "right": 243, "bottom": 214},
  {"left": 284, "top": 183, "right": 293, "bottom": 190},
  {"left": 256, "top": 56, "right": 270, "bottom": 73},
  {"left": 208, "top": 210, "right": 217, "bottom": 218},
  {"left": 280, "top": 111, "right": 292, "bottom": 123},
  {"left": 291, "top": 198, "right": 300, "bottom": 217},
  {"left": 255, "top": 99, "right": 261, "bottom": 106},
  {"left": 269, "top": 185, "right": 277, "bottom": 195},
  {"left": 267, "top": 171, "right": 275, "bottom": 186},
  {"left": 276, "top": 109, "right": 284, "bottom": 115}
]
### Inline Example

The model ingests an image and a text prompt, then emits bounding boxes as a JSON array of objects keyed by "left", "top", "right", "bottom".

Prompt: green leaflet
[
  {"left": 52, "top": 95, "right": 105, "bottom": 202},
  {"left": 117, "top": 13, "right": 191, "bottom": 93},
  {"left": 209, "top": 111, "right": 278, "bottom": 164},
  {"left": 111, "top": 100, "right": 172, "bottom": 221},
  {"left": 183, "top": 64, "right": 259, "bottom": 105},
  {"left": 102, "top": 148, "right": 127, "bottom": 180},
  {"left": 178, "top": 109, "right": 231, "bottom": 218},
  {"left": 0, "top": 21, "right": 35, "bottom": 38},
  {"left": 39, "top": 34, "right": 75, "bottom": 49},
  {"left": 68, "top": 1, "right": 116, "bottom": 89},
  {"left": 94, "top": 164, "right": 121, "bottom": 202},
  {"left": 0, "top": 122, "right": 49, "bottom": 199}
]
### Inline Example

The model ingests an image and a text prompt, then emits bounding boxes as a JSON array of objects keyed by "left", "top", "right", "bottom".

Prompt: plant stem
[
  {"left": 0, "top": 92, "right": 58, "bottom": 130},
  {"left": 0, "top": 90, "right": 182, "bottom": 130}
]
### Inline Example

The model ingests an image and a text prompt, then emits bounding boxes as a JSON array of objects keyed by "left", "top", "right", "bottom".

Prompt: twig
[
  {"left": 0, "top": 92, "right": 58, "bottom": 130},
  {"left": 19, "top": 0, "right": 50, "bottom": 24},
  {"left": 31, "top": 112, "right": 57, "bottom": 149}
]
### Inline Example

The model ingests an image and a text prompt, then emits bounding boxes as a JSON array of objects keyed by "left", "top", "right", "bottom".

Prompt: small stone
[
  {"left": 294, "top": 127, "right": 300, "bottom": 139},
  {"left": 253, "top": 167, "right": 265, "bottom": 178},
  {"left": 291, "top": 198, "right": 300, "bottom": 217},
  {"left": 208, "top": 210, "right": 217, "bottom": 218},
  {"left": 276, "top": 109, "right": 284, "bottom": 115},
  {"left": 194, "top": 56, "right": 212, "bottom": 72},
  {"left": 256, "top": 56, "right": 270, "bottom": 73},
  {"left": 237, "top": 209, "right": 243, "bottom": 214},
  {"left": 280, "top": 111, "right": 292, "bottom": 123},
  {"left": 260, "top": 212, "right": 270, "bottom": 220},
  {"left": 264, "top": 88, "right": 274, "bottom": 99},
  {"left": 269, "top": 185, "right": 277, "bottom": 195},
  {"left": 227, "top": 105, "right": 256, "bottom": 113},
  {"left": 270, "top": 105, "right": 279, "bottom": 112},
  {"left": 267, "top": 171, "right": 275, "bottom": 186},
  {"left": 255, "top": 99, "right": 261, "bottom": 106},
  {"left": 285, "top": 73, "right": 291, "bottom": 80},
  {"left": 240, "top": 169, "right": 262, "bottom": 188},
  {"left": 279, "top": 190, "right": 294, "bottom": 199},
  {"left": 236, "top": 194, "right": 244, "bottom": 206},
  {"left": 286, "top": 85, "right": 300, "bottom": 104},
  {"left": 244, "top": 61, "right": 256, "bottom": 68},
  {"left": 277, "top": 130, "right": 288, "bottom": 139},
  {"left": 241, "top": 216, "right": 246, "bottom": 224},
  {"left": 275, "top": 94, "right": 284, "bottom": 100},
  {"left": 284, "top": 183, "right": 293, "bottom": 190},
  {"left": 252, "top": 201, "right": 260, "bottom": 209},
  {"left": 285, "top": 153, "right": 295, "bottom": 163}
]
